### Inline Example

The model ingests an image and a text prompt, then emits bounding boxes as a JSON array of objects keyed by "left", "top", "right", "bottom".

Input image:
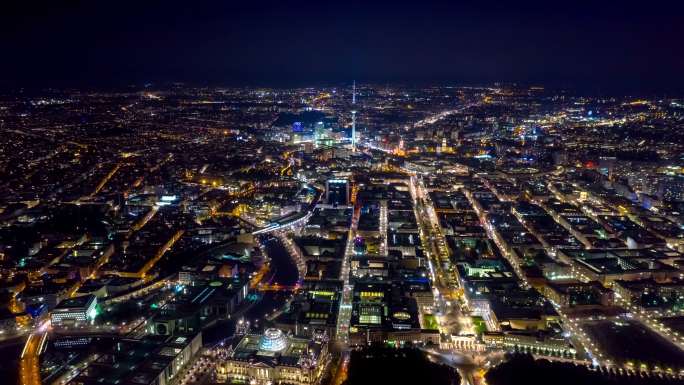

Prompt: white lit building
[{"left": 51, "top": 294, "right": 97, "bottom": 326}]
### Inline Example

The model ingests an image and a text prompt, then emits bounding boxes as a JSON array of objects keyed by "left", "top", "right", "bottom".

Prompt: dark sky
[{"left": 1, "top": 0, "right": 683, "bottom": 94}]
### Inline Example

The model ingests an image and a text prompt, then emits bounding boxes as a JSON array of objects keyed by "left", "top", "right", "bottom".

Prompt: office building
[
  {"left": 325, "top": 179, "right": 350, "bottom": 206},
  {"left": 51, "top": 294, "right": 98, "bottom": 326}
]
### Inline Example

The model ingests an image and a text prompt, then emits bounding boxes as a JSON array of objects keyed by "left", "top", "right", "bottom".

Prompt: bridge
[
  {"left": 256, "top": 283, "right": 301, "bottom": 292},
  {"left": 19, "top": 321, "right": 50, "bottom": 385},
  {"left": 251, "top": 211, "right": 312, "bottom": 235}
]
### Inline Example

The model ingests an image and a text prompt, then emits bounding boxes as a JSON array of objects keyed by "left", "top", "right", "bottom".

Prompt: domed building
[
  {"left": 259, "top": 328, "right": 288, "bottom": 352},
  {"left": 216, "top": 328, "right": 329, "bottom": 385}
]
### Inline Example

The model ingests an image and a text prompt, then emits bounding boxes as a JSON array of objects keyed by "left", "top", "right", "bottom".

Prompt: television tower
[{"left": 351, "top": 81, "right": 357, "bottom": 152}]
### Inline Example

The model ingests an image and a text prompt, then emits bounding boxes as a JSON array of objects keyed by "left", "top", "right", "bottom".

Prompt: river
[{"left": 202, "top": 235, "right": 299, "bottom": 345}]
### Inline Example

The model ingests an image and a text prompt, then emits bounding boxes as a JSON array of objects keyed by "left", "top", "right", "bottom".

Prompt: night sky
[{"left": 2, "top": 0, "right": 683, "bottom": 93}]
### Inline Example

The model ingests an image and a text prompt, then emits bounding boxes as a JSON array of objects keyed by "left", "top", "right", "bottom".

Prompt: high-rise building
[{"left": 326, "top": 178, "right": 350, "bottom": 206}]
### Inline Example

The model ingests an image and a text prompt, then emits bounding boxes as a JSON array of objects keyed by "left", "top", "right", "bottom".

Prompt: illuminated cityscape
[{"left": 1, "top": 2, "right": 684, "bottom": 385}]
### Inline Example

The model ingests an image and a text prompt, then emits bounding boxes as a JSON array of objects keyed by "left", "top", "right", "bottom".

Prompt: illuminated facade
[
  {"left": 216, "top": 328, "right": 329, "bottom": 385},
  {"left": 50, "top": 294, "right": 98, "bottom": 326}
]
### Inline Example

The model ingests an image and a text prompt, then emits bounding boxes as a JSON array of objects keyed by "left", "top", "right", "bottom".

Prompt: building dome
[{"left": 259, "top": 328, "right": 287, "bottom": 352}]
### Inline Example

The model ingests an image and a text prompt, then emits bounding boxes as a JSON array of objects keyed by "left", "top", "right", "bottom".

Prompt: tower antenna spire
[
  {"left": 351, "top": 81, "right": 357, "bottom": 152},
  {"left": 352, "top": 80, "right": 356, "bottom": 104}
]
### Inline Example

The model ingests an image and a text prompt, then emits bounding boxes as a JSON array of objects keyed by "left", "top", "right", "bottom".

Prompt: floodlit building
[
  {"left": 216, "top": 328, "right": 329, "bottom": 385},
  {"left": 51, "top": 294, "right": 98, "bottom": 326}
]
